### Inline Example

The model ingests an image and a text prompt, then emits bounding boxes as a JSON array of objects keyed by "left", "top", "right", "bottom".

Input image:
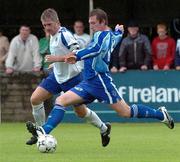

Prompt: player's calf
[{"left": 110, "top": 101, "right": 131, "bottom": 118}]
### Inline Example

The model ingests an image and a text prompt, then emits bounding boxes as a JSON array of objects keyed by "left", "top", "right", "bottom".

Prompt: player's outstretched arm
[
  {"left": 64, "top": 26, "right": 124, "bottom": 65},
  {"left": 112, "top": 24, "right": 124, "bottom": 48},
  {"left": 73, "top": 32, "right": 108, "bottom": 61},
  {"left": 45, "top": 55, "right": 66, "bottom": 63}
]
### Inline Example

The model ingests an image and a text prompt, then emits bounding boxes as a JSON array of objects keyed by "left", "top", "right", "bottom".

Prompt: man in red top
[{"left": 152, "top": 23, "right": 175, "bottom": 70}]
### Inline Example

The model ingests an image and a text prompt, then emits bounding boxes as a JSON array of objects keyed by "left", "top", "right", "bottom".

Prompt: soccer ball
[{"left": 37, "top": 134, "right": 57, "bottom": 153}]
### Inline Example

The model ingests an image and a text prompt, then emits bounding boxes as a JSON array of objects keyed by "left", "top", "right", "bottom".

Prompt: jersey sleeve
[
  {"left": 61, "top": 30, "right": 80, "bottom": 52},
  {"left": 75, "top": 31, "right": 109, "bottom": 61},
  {"left": 113, "top": 29, "right": 123, "bottom": 47}
]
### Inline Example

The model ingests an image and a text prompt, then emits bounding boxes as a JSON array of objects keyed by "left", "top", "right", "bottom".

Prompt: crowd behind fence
[{"left": 0, "top": 20, "right": 180, "bottom": 74}]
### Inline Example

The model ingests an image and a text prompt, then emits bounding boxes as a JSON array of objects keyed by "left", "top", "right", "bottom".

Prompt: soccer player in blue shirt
[{"left": 27, "top": 8, "right": 174, "bottom": 144}]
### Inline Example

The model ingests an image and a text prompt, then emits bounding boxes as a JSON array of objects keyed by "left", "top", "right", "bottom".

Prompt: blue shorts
[
  {"left": 39, "top": 72, "right": 82, "bottom": 95},
  {"left": 70, "top": 73, "right": 122, "bottom": 104}
]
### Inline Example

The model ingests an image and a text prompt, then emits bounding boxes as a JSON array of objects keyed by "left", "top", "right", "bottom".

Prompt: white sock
[
  {"left": 85, "top": 108, "right": 107, "bottom": 133},
  {"left": 32, "top": 103, "right": 45, "bottom": 126}
]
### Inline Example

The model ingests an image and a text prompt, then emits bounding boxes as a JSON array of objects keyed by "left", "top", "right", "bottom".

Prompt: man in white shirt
[
  {"left": 73, "top": 20, "right": 91, "bottom": 49},
  {"left": 5, "top": 25, "right": 41, "bottom": 74},
  {"left": 0, "top": 29, "right": 9, "bottom": 70},
  {"left": 73, "top": 20, "right": 90, "bottom": 69},
  {"left": 26, "top": 8, "right": 110, "bottom": 147}
]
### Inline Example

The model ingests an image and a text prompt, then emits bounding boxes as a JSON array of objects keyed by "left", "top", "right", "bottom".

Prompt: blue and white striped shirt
[{"left": 75, "top": 30, "right": 123, "bottom": 80}]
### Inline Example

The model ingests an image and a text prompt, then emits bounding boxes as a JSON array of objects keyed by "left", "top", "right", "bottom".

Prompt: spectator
[
  {"left": 73, "top": 20, "right": 90, "bottom": 48},
  {"left": 39, "top": 29, "right": 50, "bottom": 71},
  {"left": 5, "top": 25, "right": 42, "bottom": 74},
  {"left": 73, "top": 20, "right": 90, "bottom": 70},
  {"left": 0, "top": 29, "right": 9, "bottom": 70},
  {"left": 152, "top": 23, "right": 175, "bottom": 70},
  {"left": 175, "top": 39, "right": 180, "bottom": 70},
  {"left": 119, "top": 20, "right": 151, "bottom": 72}
]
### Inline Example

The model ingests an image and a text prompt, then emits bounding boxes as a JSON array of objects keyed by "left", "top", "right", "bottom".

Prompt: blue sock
[
  {"left": 130, "top": 104, "right": 164, "bottom": 120},
  {"left": 42, "top": 104, "right": 65, "bottom": 134}
]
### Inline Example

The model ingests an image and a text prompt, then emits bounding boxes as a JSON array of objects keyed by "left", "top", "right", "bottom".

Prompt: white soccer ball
[{"left": 37, "top": 134, "right": 57, "bottom": 153}]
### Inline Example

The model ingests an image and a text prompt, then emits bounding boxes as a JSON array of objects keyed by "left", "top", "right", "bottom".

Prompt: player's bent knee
[
  {"left": 30, "top": 95, "right": 36, "bottom": 105},
  {"left": 55, "top": 93, "right": 80, "bottom": 107},
  {"left": 55, "top": 97, "right": 68, "bottom": 107},
  {"left": 30, "top": 94, "right": 41, "bottom": 105}
]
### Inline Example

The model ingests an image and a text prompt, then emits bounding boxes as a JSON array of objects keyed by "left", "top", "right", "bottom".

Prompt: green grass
[{"left": 0, "top": 123, "right": 180, "bottom": 162}]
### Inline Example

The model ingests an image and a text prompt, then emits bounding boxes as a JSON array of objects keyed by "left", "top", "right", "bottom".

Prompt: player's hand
[
  {"left": 115, "top": 24, "right": 124, "bottom": 33},
  {"left": 141, "top": 65, "right": 148, "bottom": 70},
  {"left": 5, "top": 67, "right": 14, "bottom": 74},
  {"left": 163, "top": 65, "right": 170, "bottom": 70},
  {"left": 153, "top": 65, "right": 159, "bottom": 70},
  {"left": 110, "top": 66, "right": 118, "bottom": 73},
  {"left": 119, "top": 67, "right": 127, "bottom": 73},
  {"left": 65, "top": 53, "right": 77, "bottom": 64},
  {"left": 45, "top": 55, "right": 57, "bottom": 63}
]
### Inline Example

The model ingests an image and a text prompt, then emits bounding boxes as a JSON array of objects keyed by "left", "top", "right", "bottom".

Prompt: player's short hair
[
  {"left": 157, "top": 22, "right": 168, "bottom": 31},
  {"left": 41, "top": 8, "right": 59, "bottom": 23},
  {"left": 89, "top": 8, "right": 108, "bottom": 25}
]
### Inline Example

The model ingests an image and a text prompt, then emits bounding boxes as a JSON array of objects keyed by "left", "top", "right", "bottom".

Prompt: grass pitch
[{"left": 0, "top": 123, "right": 179, "bottom": 162}]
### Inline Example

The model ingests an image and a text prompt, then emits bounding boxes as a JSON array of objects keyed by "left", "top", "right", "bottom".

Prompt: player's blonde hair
[{"left": 41, "top": 8, "right": 59, "bottom": 22}]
